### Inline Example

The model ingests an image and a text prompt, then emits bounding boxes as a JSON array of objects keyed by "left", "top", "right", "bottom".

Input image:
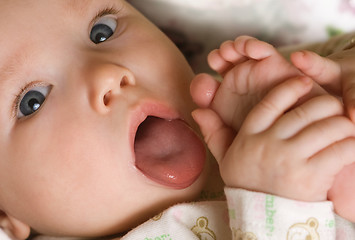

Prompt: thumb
[
  {"left": 192, "top": 108, "right": 235, "bottom": 163},
  {"left": 342, "top": 73, "right": 355, "bottom": 122},
  {"left": 190, "top": 73, "right": 220, "bottom": 108}
]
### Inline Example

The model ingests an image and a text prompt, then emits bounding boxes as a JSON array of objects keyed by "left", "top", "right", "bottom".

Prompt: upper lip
[{"left": 128, "top": 100, "right": 181, "bottom": 161}]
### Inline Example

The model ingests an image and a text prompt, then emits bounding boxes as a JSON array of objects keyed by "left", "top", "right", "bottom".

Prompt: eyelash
[
  {"left": 12, "top": 81, "right": 47, "bottom": 119},
  {"left": 92, "top": 6, "right": 120, "bottom": 24}
]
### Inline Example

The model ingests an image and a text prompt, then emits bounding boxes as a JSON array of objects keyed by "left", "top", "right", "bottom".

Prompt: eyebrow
[
  {"left": 0, "top": 46, "right": 34, "bottom": 119},
  {"left": 0, "top": 47, "right": 30, "bottom": 91}
]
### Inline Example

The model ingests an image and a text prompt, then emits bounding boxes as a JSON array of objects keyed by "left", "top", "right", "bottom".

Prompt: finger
[
  {"left": 342, "top": 72, "right": 355, "bottom": 122},
  {"left": 234, "top": 35, "right": 276, "bottom": 60},
  {"left": 192, "top": 108, "right": 235, "bottom": 162},
  {"left": 346, "top": 100, "right": 355, "bottom": 123},
  {"left": 291, "top": 50, "right": 355, "bottom": 122},
  {"left": 272, "top": 95, "right": 344, "bottom": 139},
  {"left": 309, "top": 138, "right": 355, "bottom": 181},
  {"left": 219, "top": 40, "right": 243, "bottom": 63},
  {"left": 190, "top": 73, "right": 220, "bottom": 108},
  {"left": 243, "top": 76, "right": 313, "bottom": 134},
  {"left": 291, "top": 50, "right": 342, "bottom": 94},
  {"left": 291, "top": 116, "right": 355, "bottom": 158},
  {"left": 223, "top": 60, "right": 255, "bottom": 95},
  {"left": 208, "top": 49, "right": 232, "bottom": 75}
]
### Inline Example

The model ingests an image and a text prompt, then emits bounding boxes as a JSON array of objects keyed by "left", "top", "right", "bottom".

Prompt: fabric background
[{"left": 129, "top": 0, "right": 355, "bottom": 73}]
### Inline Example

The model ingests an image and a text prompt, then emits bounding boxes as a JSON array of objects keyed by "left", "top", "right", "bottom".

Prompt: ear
[{"left": 0, "top": 210, "right": 30, "bottom": 240}]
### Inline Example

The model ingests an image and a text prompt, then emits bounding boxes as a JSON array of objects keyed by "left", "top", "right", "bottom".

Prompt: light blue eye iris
[
  {"left": 18, "top": 85, "right": 52, "bottom": 118},
  {"left": 90, "top": 16, "right": 117, "bottom": 44}
]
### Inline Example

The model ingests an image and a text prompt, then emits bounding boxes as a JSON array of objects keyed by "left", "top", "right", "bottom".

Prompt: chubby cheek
[
  {"left": 328, "top": 163, "right": 355, "bottom": 221},
  {"left": 7, "top": 120, "right": 132, "bottom": 232}
]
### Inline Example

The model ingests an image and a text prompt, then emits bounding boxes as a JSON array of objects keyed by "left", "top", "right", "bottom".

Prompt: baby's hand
[
  {"left": 191, "top": 36, "right": 326, "bottom": 133},
  {"left": 291, "top": 47, "right": 355, "bottom": 122},
  {"left": 194, "top": 76, "right": 355, "bottom": 201}
]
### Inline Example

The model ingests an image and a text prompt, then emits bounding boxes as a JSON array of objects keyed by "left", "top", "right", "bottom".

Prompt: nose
[{"left": 86, "top": 63, "right": 135, "bottom": 114}]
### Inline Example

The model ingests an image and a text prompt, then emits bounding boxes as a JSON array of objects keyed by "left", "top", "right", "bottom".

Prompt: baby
[
  {"left": 0, "top": 0, "right": 354, "bottom": 239},
  {"left": 0, "top": 0, "right": 209, "bottom": 238}
]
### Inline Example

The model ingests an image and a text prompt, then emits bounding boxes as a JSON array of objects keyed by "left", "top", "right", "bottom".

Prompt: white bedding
[{"left": 129, "top": 0, "right": 355, "bottom": 73}]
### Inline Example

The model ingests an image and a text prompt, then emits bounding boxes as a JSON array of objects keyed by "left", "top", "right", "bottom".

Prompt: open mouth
[{"left": 134, "top": 116, "right": 206, "bottom": 189}]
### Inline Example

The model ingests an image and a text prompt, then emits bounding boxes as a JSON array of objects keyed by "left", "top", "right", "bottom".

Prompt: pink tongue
[{"left": 134, "top": 117, "right": 206, "bottom": 189}]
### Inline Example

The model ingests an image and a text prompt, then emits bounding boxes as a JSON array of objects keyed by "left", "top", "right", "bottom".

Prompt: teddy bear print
[
  {"left": 232, "top": 228, "right": 257, "bottom": 240},
  {"left": 287, "top": 217, "right": 320, "bottom": 240},
  {"left": 191, "top": 216, "right": 216, "bottom": 240},
  {"left": 151, "top": 212, "right": 163, "bottom": 221}
]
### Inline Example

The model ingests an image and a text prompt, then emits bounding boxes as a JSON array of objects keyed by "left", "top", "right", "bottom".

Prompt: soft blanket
[{"left": 129, "top": 0, "right": 355, "bottom": 72}]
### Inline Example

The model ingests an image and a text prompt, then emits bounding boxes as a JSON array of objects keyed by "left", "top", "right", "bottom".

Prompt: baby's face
[{"left": 0, "top": 0, "right": 208, "bottom": 237}]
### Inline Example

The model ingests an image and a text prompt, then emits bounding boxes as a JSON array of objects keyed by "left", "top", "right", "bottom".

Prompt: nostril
[
  {"left": 120, "top": 76, "right": 128, "bottom": 88},
  {"left": 101, "top": 76, "right": 131, "bottom": 107},
  {"left": 103, "top": 91, "right": 111, "bottom": 106}
]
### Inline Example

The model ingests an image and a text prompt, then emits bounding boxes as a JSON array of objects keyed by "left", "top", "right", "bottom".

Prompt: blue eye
[
  {"left": 17, "top": 85, "right": 52, "bottom": 118},
  {"left": 90, "top": 16, "right": 117, "bottom": 44}
]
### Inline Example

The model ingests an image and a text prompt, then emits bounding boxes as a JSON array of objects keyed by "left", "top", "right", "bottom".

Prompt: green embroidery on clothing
[
  {"left": 265, "top": 195, "right": 276, "bottom": 237},
  {"left": 199, "top": 190, "right": 225, "bottom": 200},
  {"left": 144, "top": 234, "right": 172, "bottom": 240},
  {"left": 228, "top": 209, "right": 236, "bottom": 220},
  {"left": 326, "top": 25, "right": 343, "bottom": 37},
  {"left": 325, "top": 219, "right": 335, "bottom": 228}
]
